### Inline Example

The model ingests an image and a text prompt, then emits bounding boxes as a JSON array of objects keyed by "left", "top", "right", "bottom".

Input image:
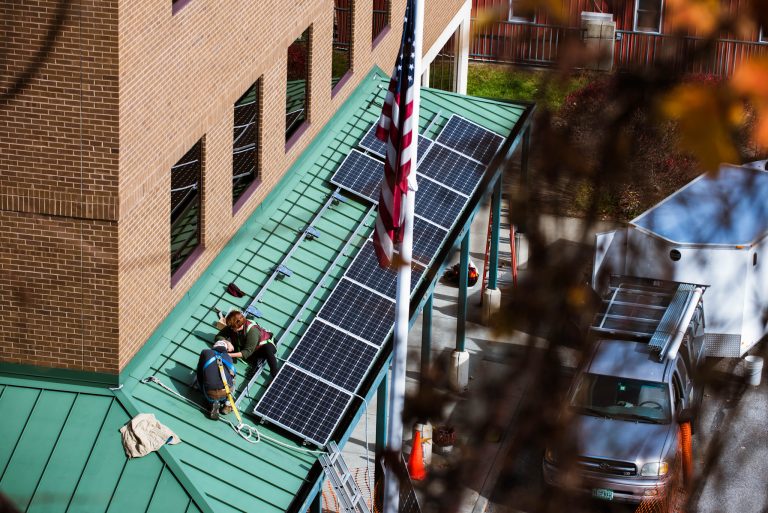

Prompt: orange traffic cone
[
  {"left": 407, "top": 431, "right": 427, "bottom": 481},
  {"left": 680, "top": 422, "right": 693, "bottom": 486}
]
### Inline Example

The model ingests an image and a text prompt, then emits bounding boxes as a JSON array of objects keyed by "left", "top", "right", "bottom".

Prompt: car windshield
[{"left": 570, "top": 373, "right": 671, "bottom": 423}]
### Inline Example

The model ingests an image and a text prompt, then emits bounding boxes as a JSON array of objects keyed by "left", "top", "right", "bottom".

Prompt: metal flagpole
[{"left": 383, "top": 1, "right": 423, "bottom": 513}]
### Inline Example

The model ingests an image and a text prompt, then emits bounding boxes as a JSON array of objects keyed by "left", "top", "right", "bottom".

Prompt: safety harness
[
  {"left": 200, "top": 352, "right": 245, "bottom": 425},
  {"left": 243, "top": 320, "right": 275, "bottom": 347}
]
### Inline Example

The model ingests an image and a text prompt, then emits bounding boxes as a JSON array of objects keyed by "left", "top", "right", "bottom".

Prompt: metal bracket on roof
[
  {"left": 276, "top": 265, "right": 293, "bottom": 278},
  {"left": 245, "top": 305, "right": 262, "bottom": 319},
  {"left": 304, "top": 226, "right": 321, "bottom": 240},
  {"left": 332, "top": 191, "right": 347, "bottom": 205}
]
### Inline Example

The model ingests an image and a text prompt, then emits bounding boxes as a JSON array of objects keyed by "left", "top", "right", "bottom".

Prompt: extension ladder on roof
[
  {"left": 592, "top": 277, "right": 704, "bottom": 360},
  {"left": 319, "top": 441, "right": 371, "bottom": 513}
]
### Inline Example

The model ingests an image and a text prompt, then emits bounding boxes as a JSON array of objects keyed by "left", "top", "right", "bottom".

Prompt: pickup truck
[{"left": 542, "top": 276, "right": 706, "bottom": 504}]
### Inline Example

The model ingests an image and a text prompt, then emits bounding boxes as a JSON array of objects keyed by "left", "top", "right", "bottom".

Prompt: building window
[
  {"left": 634, "top": 0, "right": 663, "bottom": 33},
  {"left": 172, "top": 0, "right": 191, "bottom": 15},
  {"left": 508, "top": 0, "right": 535, "bottom": 23},
  {"left": 171, "top": 140, "right": 202, "bottom": 277},
  {"left": 233, "top": 79, "right": 261, "bottom": 208},
  {"left": 333, "top": 0, "right": 353, "bottom": 93},
  {"left": 286, "top": 28, "right": 311, "bottom": 143},
  {"left": 372, "top": 0, "right": 390, "bottom": 43}
]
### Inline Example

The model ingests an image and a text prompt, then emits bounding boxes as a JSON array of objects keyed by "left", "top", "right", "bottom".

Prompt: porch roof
[{"left": 0, "top": 66, "right": 532, "bottom": 513}]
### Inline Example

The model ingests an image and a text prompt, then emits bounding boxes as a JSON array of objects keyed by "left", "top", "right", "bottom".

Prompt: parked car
[{"left": 543, "top": 276, "right": 706, "bottom": 504}]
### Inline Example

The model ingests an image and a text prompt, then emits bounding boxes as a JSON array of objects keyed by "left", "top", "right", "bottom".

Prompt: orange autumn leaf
[
  {"left": 666, "top": 0, "right": 720, "bottom": 34},
  {"left": 659, "top": 84, "right": 738, "bottom": 172},
  {"left": 473, "top": 6, "right": 504, "bottom": 32},
  {"left": 754, "top": 111, "right": 768, "bottom": 148},
  {"left": 731, "top": 57, "right": 768, "bottom": 98},
  {"left": 536, "top": 0, "right": 567, "bottom": 24},
  {"left": 731, "top": 57, "right": 768, "bottom": 148}
]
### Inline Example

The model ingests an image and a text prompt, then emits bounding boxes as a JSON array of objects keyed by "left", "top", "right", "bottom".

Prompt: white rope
[{"left": 140, "top": 376, "right": 325, "bottom": 455}]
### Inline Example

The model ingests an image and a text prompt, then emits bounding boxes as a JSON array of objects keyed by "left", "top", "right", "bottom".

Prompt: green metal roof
[
  {"left": 0, "top": 67, "right": 530, "bottom": 513},
  {"left": 0, "top": 377, "right": 202, "bottom": 513}
]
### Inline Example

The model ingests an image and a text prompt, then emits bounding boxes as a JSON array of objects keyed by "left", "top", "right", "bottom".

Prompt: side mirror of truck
[{"left": 677, "top": 408, "right": 695, "bottom": 434}]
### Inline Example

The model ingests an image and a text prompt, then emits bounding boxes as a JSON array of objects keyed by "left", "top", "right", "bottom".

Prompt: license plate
[{"left": 592, "top": 488, "right": 614, "bottom": 501}]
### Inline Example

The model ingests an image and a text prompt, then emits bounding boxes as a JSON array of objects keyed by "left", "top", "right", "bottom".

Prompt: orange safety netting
[
  {"left": 321, "top": 467, "right": 377, "bottom": 513},
  {"left": 634, "top": 423, "right": 692, "bottom": 513}
]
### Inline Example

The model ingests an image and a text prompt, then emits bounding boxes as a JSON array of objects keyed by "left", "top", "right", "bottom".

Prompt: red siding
[{"left": 470, "top": 0, "right": 768, "bottom": 75}]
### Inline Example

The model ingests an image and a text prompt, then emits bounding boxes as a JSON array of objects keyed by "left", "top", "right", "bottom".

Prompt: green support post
[
  {"left": 489, "top": 178, "right": 502, "bottom": 290},
  {"left": 519, "top": 127, "right": 530, "bottom": 234},
  {"left": 376, "top": 375, "right": 388, "bottom": 449},
  {"left": 421, "top": 293, "right": 433, "bottom": 382},
  {"left": 457, "top": 231, "right": 470, "bottom": 352},
  {"left": 374, "top": 374, "right": 388, "bottom": 500},
  {"left": 309, "top": 486, "right": 322, "bottom": 513}
]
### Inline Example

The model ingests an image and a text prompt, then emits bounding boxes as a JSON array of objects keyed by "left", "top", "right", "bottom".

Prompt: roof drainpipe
[{"left": 663, "top": 287, "right": 705, "bottom": 362}]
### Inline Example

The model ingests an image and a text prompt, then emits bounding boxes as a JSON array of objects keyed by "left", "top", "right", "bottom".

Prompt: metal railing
[
  {"left": 469, "top": 19, "right": 768, "bottom": 76},
  {"left": 614, "top": 30, "right": 768, "bottom": 76},
  {"left": 470, "top": 21, "right": 579, "bottom": 66}
]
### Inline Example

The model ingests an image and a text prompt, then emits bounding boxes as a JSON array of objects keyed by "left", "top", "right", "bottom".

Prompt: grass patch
[{"left": 467, "top": 63, "right": 589, "bottom": 110}]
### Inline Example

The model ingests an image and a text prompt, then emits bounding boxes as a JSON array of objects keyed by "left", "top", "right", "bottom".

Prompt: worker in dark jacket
[
  {"left": 215, "top": 310, "right": 278, "bottom": 383},
  {"left": 197, "top": 340, "right": 236, "bottom": 420}
]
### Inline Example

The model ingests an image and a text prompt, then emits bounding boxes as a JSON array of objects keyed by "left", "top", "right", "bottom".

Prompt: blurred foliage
[{"left": 410, "top": 3, "right": 768, "bottom": 513}]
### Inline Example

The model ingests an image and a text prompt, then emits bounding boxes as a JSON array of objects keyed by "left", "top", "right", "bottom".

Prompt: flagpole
[{"left": 384, "top": 1, "right": 423, "bottom": 512}]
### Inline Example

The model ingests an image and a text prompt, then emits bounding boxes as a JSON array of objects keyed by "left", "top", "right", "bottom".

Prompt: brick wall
[
  {"left": 1, "top": 0, "right": 466, "bottom": 374},
  {"left": 0, "top": 1, "right": 120, "bottom": 372},
  {"left": 0, "top": 211, "right": 119, "bottom": 373}
]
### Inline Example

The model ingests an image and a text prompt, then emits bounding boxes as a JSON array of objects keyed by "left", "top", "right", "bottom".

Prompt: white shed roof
[{"left": 632, "top": 164, "right": 768, "bottom": 245}]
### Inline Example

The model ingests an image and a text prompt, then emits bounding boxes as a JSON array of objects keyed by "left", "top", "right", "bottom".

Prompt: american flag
[{"left": 374, "top": 0, "right": 418, "bottom": 268}]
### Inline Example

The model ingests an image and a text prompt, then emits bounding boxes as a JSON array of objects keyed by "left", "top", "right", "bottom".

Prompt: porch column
[
  {"left": 454, "top": 5, "right": 470, "bottom": 94},
  {"left": 450, "top": 231, "right": 471, "bottom": 391},
  {"left": 421, "top": 293, "right": 433, "bottom": 382},
  {"left": 309, "top": 487, "right": 322, "bottom": 513},
  {"left": 482, "top": 178, "right": 503, "bottom": 323},
  {"left": 519, "top": 127, "right": 531, "bottom": 234},
  {"left": 374, "top": 372, "right": 389, "bottom": 500},
  {"left": 421, "top": 64, "right": 430, "bottom": 88}
]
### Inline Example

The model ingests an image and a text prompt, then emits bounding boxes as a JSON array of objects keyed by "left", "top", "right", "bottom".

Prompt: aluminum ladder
[{"left": 319, "top": 441, "right": 371, "bottom": 513}]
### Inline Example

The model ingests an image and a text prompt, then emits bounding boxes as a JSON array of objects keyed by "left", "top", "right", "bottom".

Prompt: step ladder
[
  {"left": 319, "top": 441, "right": 371, "bottom": 513},
  {"left": 480, "top": 188, "right": 516, "bottom": 303}
]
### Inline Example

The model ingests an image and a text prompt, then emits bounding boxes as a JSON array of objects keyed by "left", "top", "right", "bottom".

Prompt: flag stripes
[{"left": 373, "top": 0, "right": 417, "bottom": 268}]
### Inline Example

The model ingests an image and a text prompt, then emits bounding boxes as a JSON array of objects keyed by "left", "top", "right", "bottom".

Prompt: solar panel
[
  {"left": 435, "top": 114, "right": 504, "bottom": 165},
  {"left": 329, "top": 150, "right": 382, "bottom": 203},
  {"left": 414, "top": 178, "right": 467, "bottom": 230},
  {"left": 287, "top": 320, "right": 378, "bottom": 392},
  {"left": 254, "top": 364, "right": 353, "bottom": 447},
  {"left": 412, "top": 216, "right": 448, "bottom": 266},
  {"left": 359, "top": 122, "right": 433, "bottom": 163},
  {"left": 317, "top": 278, "right": 395, "bottom": 346},
  {"left": 418, "top": 143, "right": 486, "bottom": 196},
  {"left": 345, "top": 241, "right": 425, "bottom": 298},
  {"left": 255, "top": 115, "right": 508, "bottom": 449}
]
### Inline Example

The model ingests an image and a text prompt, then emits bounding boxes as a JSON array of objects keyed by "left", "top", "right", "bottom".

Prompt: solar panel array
[{"left": 254, "top": 115, "right": 504, "bottom": 446}]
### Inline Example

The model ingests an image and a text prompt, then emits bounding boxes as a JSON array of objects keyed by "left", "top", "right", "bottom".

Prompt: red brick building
[{"left": 0, "top": 0, "right": 474, "bottom": 377}]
